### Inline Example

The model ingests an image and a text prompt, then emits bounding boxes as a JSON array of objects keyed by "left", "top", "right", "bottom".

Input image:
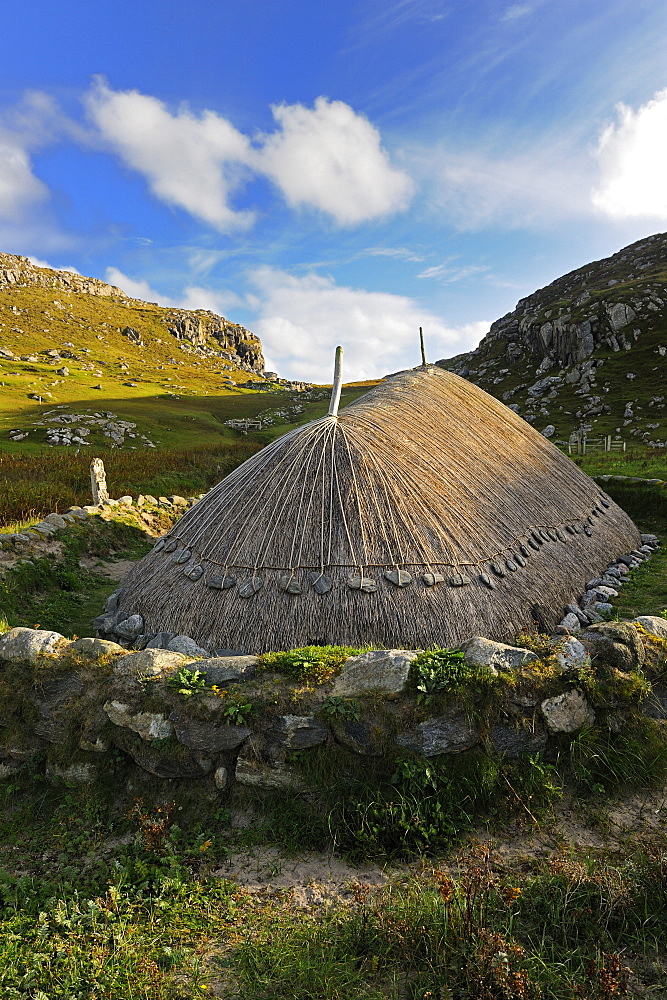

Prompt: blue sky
[{"left": 1, "top": 0, "right": 666, "bottom": 380}]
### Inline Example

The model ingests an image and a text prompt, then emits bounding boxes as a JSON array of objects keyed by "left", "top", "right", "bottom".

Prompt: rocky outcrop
[
  {"left": 163, "top": 309, "right": 264, "bottom": 372},
  {"left": 0, "top": 253, "right": 129, "bottom": 298},
  {"left": 0, "top": 252, "right": 265, "bottom": 374},
  {"left": 436, "top": 233, "right": 667, "bottom": 446},
  {"left": 446, "top": 234, "right": 667, "bottom": 372}
]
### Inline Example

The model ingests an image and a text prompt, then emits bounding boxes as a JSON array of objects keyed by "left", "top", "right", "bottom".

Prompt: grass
[
  {"left": 0, "top": 510, "right": 173, "bottom": 636},
  {"left": 0, "top": 764, "right": 666, "bottom": 997},
  {"left": 0, "top": 441, "right": 258, "bottom": 525}
]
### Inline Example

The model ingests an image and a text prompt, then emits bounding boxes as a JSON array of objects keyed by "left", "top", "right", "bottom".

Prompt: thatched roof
[{"left": 117, "top": 364, "right": 640, "bottom": 652}]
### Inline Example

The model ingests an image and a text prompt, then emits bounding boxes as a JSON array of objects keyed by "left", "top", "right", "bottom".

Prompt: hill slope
[{"left": 437, "top": 233, "right": 667, "bottom": 448}]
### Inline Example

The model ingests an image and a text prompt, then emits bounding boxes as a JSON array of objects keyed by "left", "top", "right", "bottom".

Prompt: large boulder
[
  {"left": 0, "top": 627, "right": 67, "bottom": 664},
  {"left": 461, "top": 637, "right": 538, "bottom": 672},
  {"left": 395, "top": 709, "right": 480, "bottom": 756},
  {"left": 331, "top": 650, "right": 420, "bottom": 697},
  {"left": 541, "top": 690, "right": 594, "bottom": 733},
  {"left": 265, "top": 715, "right": 328, "bottom": 749},
  {"left": 579, "top": 622, "right": 645, "bottom": 671},
  {"left": 169, "top": 713, "right": 251, "bottom": 752},
  {"left": 103, "top": 701, "right": 174, "bottom": 740},
  {"left": 114, "top": 648, "right": 192, "bottom": 677}
]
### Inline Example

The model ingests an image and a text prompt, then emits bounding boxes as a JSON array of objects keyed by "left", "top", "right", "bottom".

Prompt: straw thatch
[{"left": 117, "top": 365, "right": 640, "bottom": 652}]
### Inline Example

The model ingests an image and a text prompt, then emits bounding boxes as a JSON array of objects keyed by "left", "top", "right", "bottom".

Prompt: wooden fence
[{"left": 568, "top": 436, "right": 626, "bottom": 455}]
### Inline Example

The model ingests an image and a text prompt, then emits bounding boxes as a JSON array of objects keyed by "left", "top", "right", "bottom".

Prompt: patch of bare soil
[
  {"left": 77, "top": 555, "right": 138, "bottom": 581},
  {"left": 215, "top": 845, "right": 394, "bottom": 909}
]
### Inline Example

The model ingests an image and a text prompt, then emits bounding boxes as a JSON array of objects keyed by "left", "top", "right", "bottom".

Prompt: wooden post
[
  {"left": 328, "top": 346, "right": 344, "bottom": 417},
  {"left": 419, "top": 327, "right": 427, "bottom": 366}
]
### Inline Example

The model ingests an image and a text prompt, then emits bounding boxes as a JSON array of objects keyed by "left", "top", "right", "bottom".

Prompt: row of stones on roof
[
  {"left": 1, "top": 613, "right": 666, "bottom": 791},
  {"left": 94, "top": 533, "right": 660, "bottom": 653},
  {"left": 557, "top": 533, "right": 660, "bottom": 632}
]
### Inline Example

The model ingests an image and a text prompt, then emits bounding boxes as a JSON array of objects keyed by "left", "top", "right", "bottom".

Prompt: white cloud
[
  {"left": 0, "top": 135, "right": 49, "bottom": 221},
  {"left": 248, "top": 267, "right": 488, "bottom": 381},
  {"left": 362, "top": 246, "right": 426, "bottom": 262},
  {"left": 85, "top": 78, "right": 255, "bottom": 232},
  {"left": 257, "top": 97, "right": 414, "bottom": 225},
  {"left": 0, "top": 92, "right": 66, "bottom": 223},
  {"left": 501, "top": 3, "right": 539, "bottom": 22},
  {"left": 84, "top": 82, "right": 412, "bottom": 231},
  {"left": 592, "top": 88, "right": 667, "bottom": 220},
  {"left": 28, "top": 255, "right": 79, "bottom": 273},
  {"left": 105, "top": 266, "right": 244, "bottom": 314},
  {"left": 418, "top": 260, "right": 490, "bottom": 282},
  {"left": 428, "top": 141, "right": 591, "bottom": 229}
]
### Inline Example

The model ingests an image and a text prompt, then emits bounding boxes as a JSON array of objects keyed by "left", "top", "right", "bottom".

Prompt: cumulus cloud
[
  {"left": 248, "top": 267, "right": 488, "bottom": 381},
  {"left": 86, "top": 78, "right": 255, "bottom": 232},
  {"left": 84, "top": 82, "right": 412, "bottom": 231},
  {"left": 592, "top": 88, "right": 667, "bottom": 220},
  {"left": 258, "top": 97, "right": 413, "bottom": 225},
  {"left": 0, "top": 92, "right": 68, "bottom": 223},
  {"left": 105, "top": 266, "right": 244, "bottom": 314},
  {"left": 0, "top": 136, "right": 49, "bottom": 221}
]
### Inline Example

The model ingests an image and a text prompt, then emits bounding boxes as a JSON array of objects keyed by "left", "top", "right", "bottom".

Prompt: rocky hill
[
  {"left": 438, "top": 233, "right": 667, "bottom": 449},
  {"left": 0, "top": 252, "right": 264, "bottom": 373}
]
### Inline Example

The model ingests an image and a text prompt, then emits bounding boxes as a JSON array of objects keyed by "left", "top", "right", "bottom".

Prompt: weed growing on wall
[{"left": 259, "top": 645, "right": 362, "bottom": 684}]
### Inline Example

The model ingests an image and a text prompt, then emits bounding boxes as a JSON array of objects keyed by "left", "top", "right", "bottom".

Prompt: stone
[
  {"left": 145, "top": 632, "right": 176, "bottom": 649},
  {"left": 0, "top": 627, "right": 66, "bottom": 664},
  {"left": 214, "top": 765, "right": 229, "bottom": 790},
  {"left": 118, "top": 495, "right": 133, "bottom": 505},
  {"left": 49, "top": 763, "right": 97, "bottom": 783},
  {"left": 541, "top": 425, "right": 555, "bottom": 437},
  {"left": 197, "top": 656, "right": 258, "bottom": 684},
  {"left": 238, "top": 577, "right": 263, "bottom": 598},
  {"left": 170, "top": 714, "right": 250, "bottom": 752},
  {"left": 332, "top": 649, "right": 420, "bottom": 696},
  {"left": 207, "top": 574, "right": 236, "bottom": 590},
  {"left": 541, "top": 690, "right": 594, "bottom": 733},
  {"left": 460, "top": 637, "right": 537, "bottom": 672},
  {"left": 234, "top": 742, "right": 305, "bottom": 790},
  {"left": 479, "top": 573, "right": 495, "bottom": 589},
  {"left": 579, "top": 622, "right": 645, "bottom": 671},
  {"left": 559, "top": 613, "right": 581, "bottom": 633},
  {"left": 104, "top": 701, "right": 174, "bottom": 740},
  {"left": 308, "top": 572, "right": 333, "bottom": 594},
  {"left": 555, "top": 637, "right": 590, "bottom": 671},
  {"left": 114, "top": 648, "right": 192, "bottom": 677},
  {"left": 384, "top": 569, "right": 412, "bottom": 587},
  {"left": 448, "top": 573, "right": 471, "bottom": 586},
  {"left": 346, "top": 575, "right": 378, "bottom": 592},
  {"left": 488, "top": 724, "right": 547, "bottom": 758},
  {"left": 114, "top": 614, "right": 145, "bottom": 640},
  {"left": 44, "top": 513, "right": 67, "bottom": 528},
  {"left": 90, "top": 457, "right": 109, "bottom": 505},
  {"left": 167, "top": 635, "right": 209, "bottom": 657},
  {"left": 633, "top": 616, "right": 667, "bottom": 641},
  {"left": 641, "top": 684, "right": 667, "bottom": 720},
  {"left": 423, "top": 572, "right": 445, "bottom": 586},
  {"left": 395, "top": 710, "right": 480, "bottom": 756},
  {"left": 266, "top": 715, "right": 328, "bottom": 749},
  {"left": 70, "top": 637, "right": 125, "bottom": 657},
  {"left": 278, "top": 574, "right": 302, "bottom": 594}
]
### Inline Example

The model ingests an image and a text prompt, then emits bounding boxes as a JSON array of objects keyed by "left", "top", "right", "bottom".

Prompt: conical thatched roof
[{"left": 117, "top": 365, "right": 640, "bottom": 652}]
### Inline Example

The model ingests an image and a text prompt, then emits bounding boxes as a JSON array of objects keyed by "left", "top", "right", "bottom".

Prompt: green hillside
[{"left": 0, "top": 255, "right": 374, "bottom": 521}]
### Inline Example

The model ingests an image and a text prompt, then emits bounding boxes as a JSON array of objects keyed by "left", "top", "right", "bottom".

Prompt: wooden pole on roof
[
  {"left": 328, "top": 346, "right": 344, "bottom": 417},
  {"left": 419, "top": 327, "right": 427, "bottom": 366}
]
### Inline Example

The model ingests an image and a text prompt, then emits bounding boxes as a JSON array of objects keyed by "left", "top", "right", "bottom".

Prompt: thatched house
[{"left": 116, "top": 361, "right": 640, "bottom": 652}]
